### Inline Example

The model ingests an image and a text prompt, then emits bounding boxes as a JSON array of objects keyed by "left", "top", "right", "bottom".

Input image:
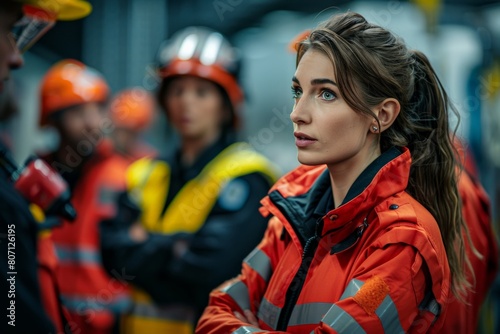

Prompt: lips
[
  {"left": 294, "top": 131, "right": 317, "bottom": 148},
  {"left": 294, "top": 132, "right": 316, "bottom": 140}
]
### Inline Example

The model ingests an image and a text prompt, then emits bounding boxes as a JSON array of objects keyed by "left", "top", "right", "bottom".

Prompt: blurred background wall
[{"left": 4, "top": 1, "right": 500, "bottom": 330}]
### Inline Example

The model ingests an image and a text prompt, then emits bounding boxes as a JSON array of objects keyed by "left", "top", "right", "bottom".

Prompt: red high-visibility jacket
[
  {"left": 49, "top": 143, "right": 131, "bottom": 334},
  {"left": 440, "top": 170, "right": 498, "bottom": 334},
  {"left": 38, "top": 232, "right": 72, "bottom": 333},
  {"left": 196, "top": 147, "right": 452, "bottom": 333}
]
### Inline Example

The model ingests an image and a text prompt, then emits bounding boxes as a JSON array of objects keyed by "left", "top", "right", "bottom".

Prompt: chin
[{"left": 296, "top": 152, "right": 325, "bottom": 166}]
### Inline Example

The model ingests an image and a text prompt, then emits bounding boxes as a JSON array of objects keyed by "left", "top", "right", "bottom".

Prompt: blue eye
[
  {"left": 291, "top": 86, "right": 302, "bottom": 99},
  {"left": 320, "top": 89, "right": 336, "bottom": 101}
]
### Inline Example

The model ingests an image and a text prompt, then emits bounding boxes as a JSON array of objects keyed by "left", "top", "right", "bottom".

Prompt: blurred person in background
[
  {"left": 100, "top": 26, "right": 279, "bottom": 334},
  {"left": 39, "top": 59, "right": 131, "bottom": 334},
  {"left": 197, "top": 12, "right": 474, "bottom": 333},
  {"left": 0, "top": 1, "right": 92, "bottom": 333},
  {"left": 440, "top": 139, "right": 498, "bottom": 334},
  {"left": 108, "top": 87, "right": 157, "bottom": 162}
]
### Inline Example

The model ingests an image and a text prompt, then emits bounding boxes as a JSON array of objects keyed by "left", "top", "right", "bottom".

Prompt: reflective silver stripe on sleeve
[
  {"left": 320, "top": 304, "right": 366, "bottom": 334},
  {"left": 375, "top": 295, "right": 405, "bottom": 334},
  {"left": 288, "top": 302, "right": 333, "bottom": 326},
  {"left": 220, "top": 280, "right": 250, "bottom": 311},
  {"left": 340, "top": 279, "right": 364, "bottom": 299},
  {"left": 55, "top": 246, "right": 100, "bottom": 264},
  {"left": 425, "top": 299, "right": 440, "bottom": 316},
  {"left": 257, "top": 297, "right": 281, "bottom": 329},
  {"left": 98, "top": 186, "right": 118, "bottom": 205},
  {"left": 232, "top": 326, "right": 267, "bottom": 334},
  {"left": 243, "top": 248, "right": 272, "bottom": 282},
  {"left": 61, "top": 293, "right": 131, "bottom": 313}
]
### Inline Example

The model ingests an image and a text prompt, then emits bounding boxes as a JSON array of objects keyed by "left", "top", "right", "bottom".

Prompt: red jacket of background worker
[{"left": 49, "top": 142, "right": 131, "bottom": 334}]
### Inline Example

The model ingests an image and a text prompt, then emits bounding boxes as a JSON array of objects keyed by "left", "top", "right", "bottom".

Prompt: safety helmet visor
[{"left": 12, "top": 5, "right": 56, "bottom": 53}]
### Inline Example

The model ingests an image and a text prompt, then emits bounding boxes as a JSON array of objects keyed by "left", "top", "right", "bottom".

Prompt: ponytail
[{"left": 404, "top": 50, "right": 473, "bottom": 300}]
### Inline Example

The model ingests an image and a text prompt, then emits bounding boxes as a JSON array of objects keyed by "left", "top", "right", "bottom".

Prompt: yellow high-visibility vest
[{"left": 122, "top": 142, "right": 279, "bottom": 334}]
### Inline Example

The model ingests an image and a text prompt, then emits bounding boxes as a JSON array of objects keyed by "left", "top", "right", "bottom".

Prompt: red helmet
[
  {"left": 109, "top": 88, "right": 155, "bottom": 131},
  {"left": 40, "top": 59, "right": 109, "bottom": 125},
  {"left": 156, "top": 27, "right": 243, "bottom": 115}
]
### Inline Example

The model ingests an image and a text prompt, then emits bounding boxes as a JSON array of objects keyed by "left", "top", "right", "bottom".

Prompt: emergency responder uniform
[
  {"left": 1, "top": 1, "right": 91, "bottom": 333},
  {"left": 100, "top": 27, "right": 279, "bottom": 334},
  {"left": 197, "top": 147, "right": 451, "bottom": 333},
  {"left": 39, "top": 60, "right": 131, "bottom": 334}
]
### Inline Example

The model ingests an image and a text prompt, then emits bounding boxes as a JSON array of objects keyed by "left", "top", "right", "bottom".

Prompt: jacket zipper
[{"left": 276, "top": 217, "right": 323, "bottom": 331}]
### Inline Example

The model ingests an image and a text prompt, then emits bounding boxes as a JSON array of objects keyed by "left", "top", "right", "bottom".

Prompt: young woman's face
[
  {"left": 164, "top": 76, "right": 227, "bottom": 143},
  {"left": 290, "top": 50, "right": 373, "bottom": 167}
]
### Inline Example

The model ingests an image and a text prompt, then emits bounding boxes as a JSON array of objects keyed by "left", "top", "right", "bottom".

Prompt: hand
[
  {"left": 234, "top": 310, "right": 260, "bottom": 327},
  {"left": 129, "top": 222, "right": 148, "bottom": 242}
]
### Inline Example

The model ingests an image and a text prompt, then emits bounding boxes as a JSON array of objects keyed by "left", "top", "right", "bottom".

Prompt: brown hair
[{"left": 297, "top": 12, "right": 471, "bottom": 299}]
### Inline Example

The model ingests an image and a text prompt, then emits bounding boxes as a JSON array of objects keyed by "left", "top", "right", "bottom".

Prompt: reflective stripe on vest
[
  {"left": 221, "top": 279, "right": 251, "bottom": 311},
  {"left": 55, "top": 245, "right": 100, "bottom": 264},
  {"left": 244, "top": 248, "right": 272, "bottom": 283},
  {"left": 61, "top": 293, "right": 131, "bottom": 313},
  {"left": 127, "top": 142, "right": 278, "bottom": 234}
]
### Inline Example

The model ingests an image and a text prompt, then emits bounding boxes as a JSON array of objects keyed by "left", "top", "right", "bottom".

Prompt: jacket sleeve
[
  {"left": 312, "top": 243, "right": 432, "bottom": 334},
  {"left": 195, "top": 216, "right": 286, "bottom": 334},
  {"left": 100, "top": 191, "right": 179, "bottom": 300}
]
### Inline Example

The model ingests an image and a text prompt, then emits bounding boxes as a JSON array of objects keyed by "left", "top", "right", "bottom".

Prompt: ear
[{"left": 372, "top": 98, "right": 400, "bottom": 132}]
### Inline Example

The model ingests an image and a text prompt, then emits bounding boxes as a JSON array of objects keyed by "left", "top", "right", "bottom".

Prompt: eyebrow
[{"left": 292, "top": 76, "right": 337, "bottom": 86}]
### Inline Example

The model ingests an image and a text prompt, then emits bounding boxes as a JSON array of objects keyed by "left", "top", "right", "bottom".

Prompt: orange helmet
[
  {"left": 288, "top": 30, "right": 311, "bottom": 53},
  {"left": 109, "top": 88, "right": 155, "bottom": 131},
  {"left": 40, "top": 59, "right": 109, "bottom": 125},
  {"left": 156, "top": 27, "right": 243, "bottom": 114}
]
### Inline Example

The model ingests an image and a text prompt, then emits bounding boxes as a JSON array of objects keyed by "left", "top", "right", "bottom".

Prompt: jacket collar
[{"left": 261, "top": 147, "right": 411, "bottom": 244}]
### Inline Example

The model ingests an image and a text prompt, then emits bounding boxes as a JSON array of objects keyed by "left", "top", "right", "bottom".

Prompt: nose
[
  {"left": 9, "top": 51, "right": 24, "bottom": 69},
  {"left": 290, "top": 98, "right": 310, "bottom": 124},
  {"left": 84, "top": 104, "right": 104, "bottom": 131}
]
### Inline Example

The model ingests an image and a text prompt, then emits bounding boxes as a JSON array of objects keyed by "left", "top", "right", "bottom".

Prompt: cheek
[
  {"left": 321, "top": 112, "right": 367, "bottom": 145},
  {"left": 198, "top": 96, "right": 224, "bottom": 121},
  {"left": 166, "top": 98, "right": 181, "bottom": 118}
]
